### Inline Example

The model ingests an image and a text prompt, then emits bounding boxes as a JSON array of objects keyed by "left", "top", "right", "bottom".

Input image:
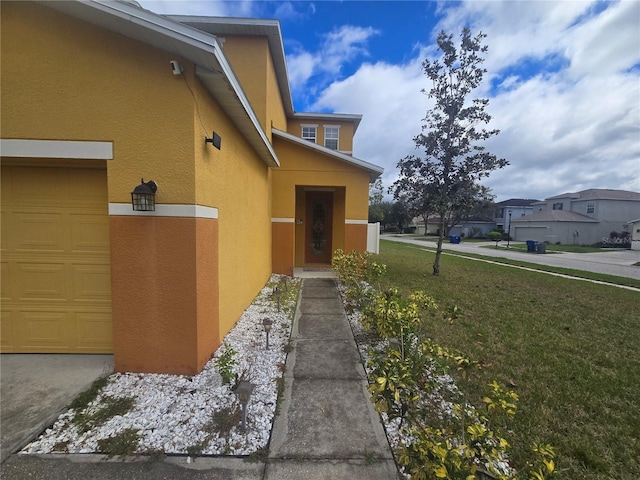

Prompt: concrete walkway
[
  {"left": 1, "top": 278, "right": 399, "bottom": 479},
  {"left": 266, "top": 277, "right": 398, "bottom": 479}
]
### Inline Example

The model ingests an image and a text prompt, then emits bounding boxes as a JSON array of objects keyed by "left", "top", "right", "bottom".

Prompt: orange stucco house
[{"left": 0, "top": 1, "right": 382, "bottom": 375}]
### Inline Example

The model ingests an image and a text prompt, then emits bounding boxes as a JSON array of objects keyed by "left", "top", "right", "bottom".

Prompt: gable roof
[
  {"left": 495, "top": 199, "right": 540, "bottom": 207},
  {"left": 512, "top": 210, "right": 599, "bottom": 223},
  {"left": 545, "top": 189, "right": 640, "bottom": 202},
  {"left": 40, "top": 0, "right": 280, "bottom": 167},
  {"left": 272, "top": 128, "right": 383, "bottom": 181},
  {"left": 168, "top": 15, "right": 294, "bottom": 118}
]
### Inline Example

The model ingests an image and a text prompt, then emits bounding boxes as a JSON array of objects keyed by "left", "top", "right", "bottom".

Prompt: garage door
[
  {"left": 1, "top": 165, "right": 112, "bottom": 353},
  {"left": 513, "top": 227, "right": 547, "bottom": 242}
]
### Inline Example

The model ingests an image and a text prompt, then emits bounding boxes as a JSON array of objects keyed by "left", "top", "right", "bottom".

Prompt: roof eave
[{"left": 294, "top": 112, "right": 363, "bottom": 134}]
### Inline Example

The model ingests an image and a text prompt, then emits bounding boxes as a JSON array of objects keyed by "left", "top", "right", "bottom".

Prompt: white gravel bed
[{"left": 22, "top": 275, "right": 299, "bottom": 457}]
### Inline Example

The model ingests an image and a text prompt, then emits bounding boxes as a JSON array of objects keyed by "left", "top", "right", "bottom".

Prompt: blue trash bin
[
  {"left": 526, "top": 240, "right": 538, "bottom": 252},
  {"left": 453, "top": 236, "right": 461, "bottom": 244},
  {"left": 449, "top": 235, "right": 455, "bottom": 243}
]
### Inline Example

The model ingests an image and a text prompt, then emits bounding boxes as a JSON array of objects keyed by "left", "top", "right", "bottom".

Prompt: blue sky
[{"left": 139, "top": 0, "right": 640, "bottom": 202}]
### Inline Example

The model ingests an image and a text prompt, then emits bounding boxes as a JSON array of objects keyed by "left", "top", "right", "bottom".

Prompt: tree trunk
[{"left": 433, "top": 215, "right": 446, "bottom": 275}]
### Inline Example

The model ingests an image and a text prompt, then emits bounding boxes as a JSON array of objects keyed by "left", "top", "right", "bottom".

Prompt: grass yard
[{"left": 375, "top": 240, "right": 640, "bottom": 480}]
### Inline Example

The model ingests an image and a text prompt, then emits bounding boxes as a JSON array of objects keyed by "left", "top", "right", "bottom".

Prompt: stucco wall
[
  {"left": 272, "top": 136, "right": 370, "bottom": 269},
  {"left": 221, "top": 35, "right": 288, "bottom": 136},
  {"left": 2, "top": 2, "right": 273, "bottom": 373},
  {"left": 286, "top": 118, "right": 356, "bottom": 153},
  {"left": 1, "top": 2, "right": 196, "bottom": 205}
]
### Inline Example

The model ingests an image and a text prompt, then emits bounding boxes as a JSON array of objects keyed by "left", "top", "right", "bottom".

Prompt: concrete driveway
[{"left": 1, "top": 354, "right": 113, "bottom": 462}]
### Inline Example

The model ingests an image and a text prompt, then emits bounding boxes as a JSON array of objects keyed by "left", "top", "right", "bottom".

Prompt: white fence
[{"left": 367, "top": 222, "right": 380, "bottom": 254}]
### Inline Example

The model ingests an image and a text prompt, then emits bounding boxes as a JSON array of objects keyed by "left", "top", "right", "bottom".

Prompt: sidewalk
[
  {"left": 266, "top": 277, "right": 398, "bottom": 479},
  {"left": 1, "top": 278, "right": 399, "bottom": 479}
]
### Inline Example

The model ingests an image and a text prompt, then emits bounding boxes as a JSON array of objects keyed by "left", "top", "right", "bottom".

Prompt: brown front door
[{"left": 305, "top": 191, "right": 333, "bottom": 264}]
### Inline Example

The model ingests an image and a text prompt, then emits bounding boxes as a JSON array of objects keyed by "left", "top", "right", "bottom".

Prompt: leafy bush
[
  {"left": 332, "top": 250, "right": 556, "bottom": 480},
  {"left": 215, "top": 344, "right": 237, "bottom": 385}
]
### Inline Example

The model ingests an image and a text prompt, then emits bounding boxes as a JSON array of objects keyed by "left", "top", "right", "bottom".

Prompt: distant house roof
[
  {"left": 545, "top": 189, "right": 640, "bottom": 202},
  {"left": 272, "top": 128, "right": 383, "bottom": 181},
  {"left": 512, "top": 210, "right": 599, "bottom": 223},
  {"left": 495, "top": 199, "right": 539, "bottom": 207}
]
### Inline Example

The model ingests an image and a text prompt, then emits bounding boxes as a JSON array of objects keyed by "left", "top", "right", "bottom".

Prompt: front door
[{"left": 305, "top": 191, "right": 333, "bottom": 264}]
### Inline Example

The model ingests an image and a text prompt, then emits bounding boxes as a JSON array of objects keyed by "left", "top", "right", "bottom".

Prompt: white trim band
[
  {"left": 109, "top": 203, "right": 219, "bottom": 219},
  {"left": 272, "top": 218, "right": 295, "bottom": 223},
  {"left": 345, "top": 219, "right": 368, "bottom": 225},
  {"left": 1, "top": 139, "right": 113, "bottom": 159}
]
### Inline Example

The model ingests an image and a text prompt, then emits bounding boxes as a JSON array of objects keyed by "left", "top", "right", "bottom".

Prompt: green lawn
[{"left": 375, "top": 240, "right": 640, "bottom": 480}]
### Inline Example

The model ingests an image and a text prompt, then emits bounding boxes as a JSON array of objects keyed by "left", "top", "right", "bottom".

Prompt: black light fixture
[
  {"left": 234, "top": 381, "right": 255, "bottom": 431},
  {"left": 131, "top": 178, "right": 157, "bottom": 211},
  {"left": 507, "top": 210, "right": 513, "bottom": 248},
  {"left": 205, "top": 131, "right": 221, "bottom": 149},
  {"left": 262, "top": 318, "right": 273, "bottom": 350}
]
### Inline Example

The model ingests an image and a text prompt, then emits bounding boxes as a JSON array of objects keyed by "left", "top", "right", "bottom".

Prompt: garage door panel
[
  {"left": 72, "top": 263, "right": 111, "bottom": 302},
  {"left": 19, "top": 310, "right": 70, "bottom": 350},
  {"left": 75, "top": 311, "right": 112, "bottom": 352},
  {"left": 14, "top": 261, "right": 69, "bottom": 301},
  {"left": 70, "top": 214, "right": 110, "bottom": 253},
  {"left": 1, "top": 165, "right": 112, "bottom": 353},
  {"left": 1, "top": 262, "right": 11, "bottom": 301},
  {"left": 67, "top": 170, "right": 109, "bottom": 204},
  {"left": 12, "top": 211, "right": 67, "bottom": 253},
  {"left": 1, "top": 311, "right": 16, "bottom": 349},
  {"left": 10, "top": 167, "right": 69, "bottom": 206}
]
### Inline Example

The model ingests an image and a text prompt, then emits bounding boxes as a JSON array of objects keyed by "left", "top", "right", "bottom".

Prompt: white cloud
[
  {"left": 311, "top": 55, "right": 429, "bottom": 192},
  {"left": 286, "top": 25, "right": 379, "bottom": 105},
  {"left": 314, "top": 0, "right": 640, "bottom": 201},
  {"left": 138, "top": 0, "right": 250, "bottom": 16},
  {"left": 139, "top": 0, "right": 640, "bottom": 202}
]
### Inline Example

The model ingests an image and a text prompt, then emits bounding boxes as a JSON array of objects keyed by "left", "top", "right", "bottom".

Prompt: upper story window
[
  {"left": 496, "top": 208, "right": 505, "bottom": 218},
  {"left": 302, "top": 125, "right": 317, "bottom": 143},
  {"left": 324, "top": 126, "right": 339, "bottom": 150},
  {"left": 586, "top": 202, "right": 595, "bottom": 214},
  {"left": 552, "top": 202, "right": 563, "bottom": 210}
]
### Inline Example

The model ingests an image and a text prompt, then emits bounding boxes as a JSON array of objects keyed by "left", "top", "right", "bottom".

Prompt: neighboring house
[
  {"left": 425, "top": 198, "right": 539, "bottom": 238},
  {"left": 494, "top": 199, "right": 539, "bottom": 234},
  {"left": 412, "top": 215, "right": 441, "bottom": 236},
  {"left": 0, "top": 1, "right": 382, "bottom": 375},
  {"left": 511, "top": 189, "right": 640, "bottom": 245},
  {"left": 628, "top": 219, "right": 640, "bottom": 251},
  {"left": 448, "top": 217, "right": 495, "bottom": 238}
]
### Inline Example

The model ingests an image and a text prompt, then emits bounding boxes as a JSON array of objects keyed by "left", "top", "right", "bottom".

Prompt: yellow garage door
[{"left": 1, "top": 164, "right": 112, "bottom": 353}]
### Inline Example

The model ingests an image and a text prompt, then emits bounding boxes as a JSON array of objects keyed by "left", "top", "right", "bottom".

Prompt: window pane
[
  {"left": 325, "top": 127, "right": 339, "bottom": 150},
  {"left": 302, "top": 126, "right": 316, "bottom": 143}
]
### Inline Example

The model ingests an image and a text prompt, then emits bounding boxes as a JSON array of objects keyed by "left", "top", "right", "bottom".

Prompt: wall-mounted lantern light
[
  {"left": 205, "top": 131, "right": 222, "bottom": 149},
  {"left": 131, "top": 178, "right": 157, "bottom": 211}
]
